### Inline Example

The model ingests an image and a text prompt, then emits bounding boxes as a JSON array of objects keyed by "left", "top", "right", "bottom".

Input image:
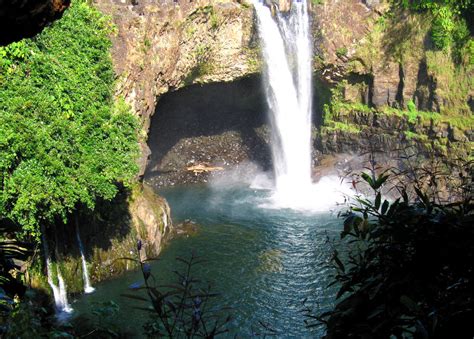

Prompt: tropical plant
[
  {"left": 316, "top": 162, "right": 474, "bottom": 338},
  {"left": 122, "top": 242, "right": 232, "bottom": 338},
  {"left": 0, "top": 217, "right": 32, "bottom": 335},
  {"left": 0, "top": 0, "right": 139, "bottom": 240}
]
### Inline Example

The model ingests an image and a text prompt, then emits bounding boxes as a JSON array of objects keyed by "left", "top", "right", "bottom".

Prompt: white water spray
[
  {"left": 75, "top": 221, "right": 95, "bottom": 294},
  {"left": 253, "top": 1, "right": 313, "bottom": 206},
  {"left": 252, "top": 1, "right": 355, "bottom": 211},
  {"left": 161, "top": 207, "right": 168, "bottom": 231},
  {"left": 42, "top": 232, "right": 73, "bottom": 316}
]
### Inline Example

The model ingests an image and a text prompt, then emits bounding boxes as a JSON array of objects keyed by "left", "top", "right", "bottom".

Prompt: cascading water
[
  {"left": 253, "top": 0, "right": 314, "bottom": 209},
  {"left": 75, "top": 221, "right": 95, "bottom": 294},
  {"left": 161, "top": 207, "right": 168, "bottom": 231},
  {"left": 41, "top": 232, "right": 73, "bottom": 316}
]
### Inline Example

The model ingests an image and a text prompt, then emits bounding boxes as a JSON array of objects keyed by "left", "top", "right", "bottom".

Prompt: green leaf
[
  {"left": 361, "top": 172, "right": 374, "bottom": 188},
  {"left": 375, "top": 193, "right": 381, "bottom": 211},
  {"left": 373, "top": 174, "right": 389, "bottom": 190},
  {"left": 381, "top": 200, "right": 389, "bottom": 215}
]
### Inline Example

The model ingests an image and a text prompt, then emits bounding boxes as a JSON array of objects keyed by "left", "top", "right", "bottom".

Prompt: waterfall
[
  {"left": 161, "top": 207, "right": 168, "bottom": 231},
  {"left": 75, "top": 220, "right": 95, "bottom": 294},
  {"left": 253, "top": 0, "right": 314, "bottom": 209},
  {"left": 41, "top": 231, "right": 73, "bottom": 315}
]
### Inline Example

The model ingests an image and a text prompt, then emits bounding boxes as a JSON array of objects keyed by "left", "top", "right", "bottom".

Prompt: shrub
[
  {"left": 0, "top": 1, "right": 139, "bottom": 239},
  {"left": 123, "top": 242, "right": 231, "bottom": 337},
  {"left": 319, "top": 161, "right": 474, "bottom": 338}
]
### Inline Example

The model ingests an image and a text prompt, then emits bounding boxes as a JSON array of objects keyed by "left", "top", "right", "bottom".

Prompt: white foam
[
  {"left": 262, "top": 176, "right": 354, "bottom": 213},
  {"left": 253, "top": 0, "right": 314, "bottom": 204}
]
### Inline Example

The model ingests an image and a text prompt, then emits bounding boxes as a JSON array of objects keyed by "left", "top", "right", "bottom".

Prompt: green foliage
[
  {"left": 210, "top": 9, "right": 220, "bottom": 30},
  {"left": 400, "top": 0, "right": 473, "bottom": 13},
  {"left": 124, "top": 245, "right": 231, "bottom": 338},
  {"left": 335, "top": 47, "right": 348, "bottom": 58},
  {"left": 322, "top": 122, "right": 361, "bottom": 134},
  {"left": 0, "top": 1, "right": 139, "bottom": 239},
  {"left": 0, "top": 42, "right": 28, "bottom": 73},
  {"left": 320, "top": 163, "right": 474, "bottom": 338},
  {"left": 397, "top": 0, "right": 473, "bottom": 60},
  {"left": 406, "top": 99, "right": 416, "bottom": 113},
  {"left": 431, "top": 5, "right": 456, "bottom": 50}
]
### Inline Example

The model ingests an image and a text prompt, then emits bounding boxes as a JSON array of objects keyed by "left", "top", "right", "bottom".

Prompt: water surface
[{"left": 74, "top": 184, "right": 341, "bottom": 337}]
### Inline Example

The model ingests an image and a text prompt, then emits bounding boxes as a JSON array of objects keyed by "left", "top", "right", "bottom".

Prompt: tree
[{"left": 0, "top": 0, "right": 139, "bottom": 239}]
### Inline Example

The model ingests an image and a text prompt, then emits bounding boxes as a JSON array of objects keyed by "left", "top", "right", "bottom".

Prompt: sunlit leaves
[{"left": 0, "top": 1, "right": 139, "bottom": 239}]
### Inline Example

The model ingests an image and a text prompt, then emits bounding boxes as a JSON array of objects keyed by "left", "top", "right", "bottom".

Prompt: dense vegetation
[
  {"left": 0, "top": 1, "right": 139, "bottom": 240},
  {"left": 317, "top": 160, "right": 473, "bottom": 338},
  {"left": 401, "top": 0, "right": 473, "bottom": 60},
  {"left": 1, "top": 0, "right": 139, "bottom": 335}
]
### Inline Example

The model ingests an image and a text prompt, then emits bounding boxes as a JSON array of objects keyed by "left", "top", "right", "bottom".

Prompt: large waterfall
[{"left": 253, "top": 0, "right": 314, "bottom": 209}]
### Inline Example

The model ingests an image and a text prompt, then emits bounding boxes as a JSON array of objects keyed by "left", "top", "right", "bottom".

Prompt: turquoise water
[{"left": 74, "top": 184, "right": 342, "bottom": 337}]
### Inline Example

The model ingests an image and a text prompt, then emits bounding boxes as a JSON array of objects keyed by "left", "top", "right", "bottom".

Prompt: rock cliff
[
  {"left": 312, "top": 0, "right": 473, "bottom": 114},
  {"left": 95, "top": 0, "right": 472, "bottom": 186},
  {"left": 96, "top": 0, "right": 260, "bottom": 175},
  {"left": 31, "top": 184, "right": 172, "bottom": 293}
]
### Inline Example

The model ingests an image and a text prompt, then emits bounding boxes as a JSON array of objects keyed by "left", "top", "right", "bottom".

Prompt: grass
[
  {"left": 426, "top": 50, "right": 472, "bottom": 115},
  {"left": 404, "top": 130, "right": 429, "bottom": 142},
  {"left": 322, "top": 121, "right": 361, "bottom": 134}
]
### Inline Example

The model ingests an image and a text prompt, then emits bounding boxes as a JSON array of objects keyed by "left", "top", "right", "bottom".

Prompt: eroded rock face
[
  {"left": 30, "top": 184, "right": 172, "bottom": 293},
  {"left": 144, "top": 76, "right": 271, "bottom": 187},
  {"left": 129, "top": 183, "right": 172, "bottom": 259},
  {"left": 95, "top": 0, "right": 260, "bottom": 176},
  {"left": 312, "top": 1, "right": 472, "bottom": 113},
  {"left": 95, "top": 0, "right": 471, "bottom": 188},
  {"left": 0, "top": 0, "right": 70, "bottom": 45}
]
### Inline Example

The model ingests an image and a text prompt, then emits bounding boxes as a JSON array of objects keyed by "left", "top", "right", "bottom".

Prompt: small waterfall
[
  {"left": 161, "top": 207, "right": 168, "bottom": 231},
  {"left": 75, "top": 220, "right": 95, "bottom": 294},
  {"left": 42, "top": 232, "right": 73, "bottom": 315},
  {"left": 253, "top": 0, "right": 314, "bottom": 209}
]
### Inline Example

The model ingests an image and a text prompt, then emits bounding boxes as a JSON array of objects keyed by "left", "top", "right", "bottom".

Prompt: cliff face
[
  {"left": 312, "top": 0, "right": 472, "bottom": 162},
  {"left": 96, "top": 0, "right": 260, "bottom": 175},
  {"left": 31, "top": 183, "right": 172, "bottom": 293},
  {"left": 96, "top": 0, "right": 472, "bottom": 185},
  {"left": 312, "top": 0, "right": 473, "bottom": 115}
]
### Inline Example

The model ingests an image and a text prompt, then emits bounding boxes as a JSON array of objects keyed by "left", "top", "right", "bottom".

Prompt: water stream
[
  {"left": 253, "top": 0, "right": 313, "bottom": 210},
  {"left": 42, "top": 232, "right": 73, "bottom": 317},
  {"left": 75, "top": 220, "right": 95, "bottom": 294},
  {"left": 74, "top": 184, "right": 342, "bottom": 337}
]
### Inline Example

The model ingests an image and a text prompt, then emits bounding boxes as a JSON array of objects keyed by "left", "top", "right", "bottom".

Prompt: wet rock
[
  {"left": 129, "top": 184, "right": 172, "bottom": 259},
  {"left": 174, "top": 220, "right": 200, "bottom": 238}
]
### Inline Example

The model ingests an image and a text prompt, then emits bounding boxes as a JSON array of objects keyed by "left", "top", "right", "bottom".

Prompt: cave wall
[
  {"left": 95, "top": 0, "right": 261, "bottom": 175},
  {"left": 144, "top": 75, "right": 271, "bottom": 186}
]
